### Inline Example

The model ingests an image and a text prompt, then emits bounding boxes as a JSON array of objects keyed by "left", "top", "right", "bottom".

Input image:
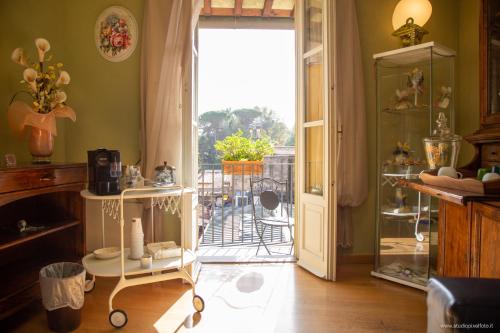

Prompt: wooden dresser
[
  {"left": 0, "top": 163, "right": 86, "bottom": 319},
  {"left": 406, "top": 182, "right": 500, "bottom": 278}
]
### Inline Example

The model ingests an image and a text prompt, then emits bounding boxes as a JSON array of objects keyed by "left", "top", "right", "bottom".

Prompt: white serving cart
[{"left": 80, "top": 187, "right": 204, "bottom": 329}]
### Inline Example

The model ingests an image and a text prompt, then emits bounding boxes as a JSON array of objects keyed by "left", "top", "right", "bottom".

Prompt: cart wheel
[
  {"left": 109, "top": 309, "right": 128, "bottom": 328},
  {"left": 193, "top": 295, "right": 205, "bottom": 312},
  {"left": 84, "top": 279, "right": 95, "bottom": 293}
]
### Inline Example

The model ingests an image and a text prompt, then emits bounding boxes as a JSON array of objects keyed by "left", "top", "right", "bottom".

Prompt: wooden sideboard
[
  {"left": 0, "top": 163, "right": 86, "bottom": 319},
  {"left": 406, "top": 182, "right": 500, "bottom": 279}
]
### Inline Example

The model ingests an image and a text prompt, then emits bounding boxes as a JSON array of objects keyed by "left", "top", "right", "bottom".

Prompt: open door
[{"left": 296, "top": 0, "right": 337, "bottom": 280}]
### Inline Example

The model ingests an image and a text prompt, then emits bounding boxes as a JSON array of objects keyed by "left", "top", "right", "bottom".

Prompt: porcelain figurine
[
  {"left": 394, "top": 89, "right": 413, "bottom": 110},
  {"left": 436, "top": 86, "right": 452, "bottom": 109},
  {"left": 407, "top": 67, "right": 424, "bottom": 106}
]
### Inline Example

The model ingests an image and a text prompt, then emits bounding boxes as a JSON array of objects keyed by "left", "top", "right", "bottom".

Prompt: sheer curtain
[
  {"left": 140, "top": 0, "right": 202, "bottom": 242},
  {"left": 335, "top": 0, "right": 368, "bottom": 248}
]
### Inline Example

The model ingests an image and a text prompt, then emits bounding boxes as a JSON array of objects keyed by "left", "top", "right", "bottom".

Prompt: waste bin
[{"left": 39, "top": 262, "right": 86, "bottom": 332}]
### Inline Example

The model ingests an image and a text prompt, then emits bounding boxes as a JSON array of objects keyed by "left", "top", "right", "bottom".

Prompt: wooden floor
[{"left": 3, "top": 264, "right": 426, "bottom": 333}]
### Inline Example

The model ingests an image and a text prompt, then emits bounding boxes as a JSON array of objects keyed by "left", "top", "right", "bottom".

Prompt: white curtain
[
  {"left": 140, "top": 0, "right": 202, "bottom": 242},
  {"left": 335, "top": 0, "right": 368, "bottom": 248}
]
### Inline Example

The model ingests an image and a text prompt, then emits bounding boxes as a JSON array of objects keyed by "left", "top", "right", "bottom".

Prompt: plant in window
[{"left": 214, "top": 130, "right": 274, "bottom": 174}]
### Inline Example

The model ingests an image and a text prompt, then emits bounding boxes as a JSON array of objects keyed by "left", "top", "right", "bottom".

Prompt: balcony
[{"left": 197, "top": 157, "right": 294, "bottom": 256}]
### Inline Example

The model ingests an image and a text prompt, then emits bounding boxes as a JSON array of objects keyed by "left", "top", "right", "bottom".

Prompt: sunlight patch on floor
[{"left": 154, "top": 264, "right": 294, "bottom": 333}]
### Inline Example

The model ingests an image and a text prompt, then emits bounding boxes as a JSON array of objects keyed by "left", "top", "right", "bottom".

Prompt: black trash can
[{"left": 39, "top": 262, "right": 86, "bottom": 332}]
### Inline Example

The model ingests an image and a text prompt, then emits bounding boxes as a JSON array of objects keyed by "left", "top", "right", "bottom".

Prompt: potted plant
[
  {"left": 8, "top": 38, "right": 75, "bottom": 163},
  {"left": 214, "top": 130, "right": 274, "bottom": 175}
]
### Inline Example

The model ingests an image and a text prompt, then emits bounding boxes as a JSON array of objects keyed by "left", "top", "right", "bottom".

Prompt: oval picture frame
[{"left": 95, "top": 6, "right": 138, "bottom": 62}]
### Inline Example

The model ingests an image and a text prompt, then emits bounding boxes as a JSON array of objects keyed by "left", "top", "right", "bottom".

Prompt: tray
[{"left": 419, "top": 170, "right": 500, "bottom": 194}]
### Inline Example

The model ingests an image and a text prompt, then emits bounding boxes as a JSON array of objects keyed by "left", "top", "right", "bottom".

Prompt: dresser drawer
[
  {"left": 0, "top": 172, "right": 31, "bottom": 193},
  {"left": 482, "top": 144, "right": 500, "bottom": 162},
  {"left": 30, "top": 167, "right": 86, "bottom": 189}
]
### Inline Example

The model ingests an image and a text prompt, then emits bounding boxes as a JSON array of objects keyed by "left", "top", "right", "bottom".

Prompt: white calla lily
[
  {"left": 56, "top": 71, "right": 70, "bottom": 86},
  {"left": 23, "top": 68, "right": 38, "bottom": 91},
  {"left": 35, "top": 38, "right": 51, "bottom": 62},
  {"left": 54, "top": 91, "right": 67, "bottom": 104},
  {"left": 11, "top": 48, "right": 28, "bottom": 66}
]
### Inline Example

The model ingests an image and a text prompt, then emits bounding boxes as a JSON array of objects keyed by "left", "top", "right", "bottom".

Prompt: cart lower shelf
[{"left": 82, "top": 248, "right": 196, "bottom": 277}]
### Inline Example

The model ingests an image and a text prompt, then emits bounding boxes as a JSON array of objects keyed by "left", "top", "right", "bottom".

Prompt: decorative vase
[
  {"left": 129, "top": 217, "right": 144, "bottom": 260},
  {"left": 29, "top": 126, "right": 54, "bottom": 164},
  {"left": 422, "top": 112, "right": 462, "bottom": 169}
]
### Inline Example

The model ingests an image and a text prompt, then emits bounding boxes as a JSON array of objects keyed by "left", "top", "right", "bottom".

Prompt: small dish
[{"left": 93, "top": 247, "right": 121, "bottom": 260}]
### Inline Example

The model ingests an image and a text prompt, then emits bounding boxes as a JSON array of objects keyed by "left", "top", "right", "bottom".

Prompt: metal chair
[{"left": 249, "top": 178, "right": 294, "bottom": 255}]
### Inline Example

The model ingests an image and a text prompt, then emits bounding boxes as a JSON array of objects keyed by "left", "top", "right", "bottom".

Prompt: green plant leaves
[{"left": 214, "top": 130, "right": 274, "bottom": 161}]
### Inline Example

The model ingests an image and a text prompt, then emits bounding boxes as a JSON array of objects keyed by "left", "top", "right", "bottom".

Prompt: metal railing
[{"left": 197, "top": 161, "right": 295, "bottom": 247}]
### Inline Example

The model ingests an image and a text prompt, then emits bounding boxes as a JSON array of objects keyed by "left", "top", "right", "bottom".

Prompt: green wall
[
  {"left": 63, "top": 0, "right": 143, "bottom": 165},
  {"left": 0, "top": 0, "right": 143, "bottom": 165},
  {"left": 347, "top": 0, "right": 480, "bottom": 256},
  {"left": 456, "top": 0, "right": 481, "bottom": 166}
]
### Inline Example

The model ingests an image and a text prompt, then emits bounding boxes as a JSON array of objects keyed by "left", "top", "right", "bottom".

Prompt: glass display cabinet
[{"left": 372, "top": 42, "right": 456, "bottom": 289}]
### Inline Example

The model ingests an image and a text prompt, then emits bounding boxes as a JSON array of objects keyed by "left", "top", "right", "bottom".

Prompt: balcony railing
[{"left": 198, "top": 160, "right": 294, "bottom": 247}]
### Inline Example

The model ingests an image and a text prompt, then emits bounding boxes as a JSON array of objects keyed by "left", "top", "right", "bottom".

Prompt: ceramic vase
[
  {"left": 29, "top": 126, "right": 54, "bottom": 164},
  {"left": 129, "top": 217, "right": 144, "bottom": 260}
]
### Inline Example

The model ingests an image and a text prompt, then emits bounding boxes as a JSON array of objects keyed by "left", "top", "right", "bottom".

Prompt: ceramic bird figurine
[
  {"left": 393, "top": 141, "right": 411, "bottom": 165},
  {"left": 407, "top": 68, "right": 424, "bottom": 106},
  {"left": 394, "top": 89, "right": 413, "bottom": 110},
  {"left": 437, "top": 86, "right": 452, "bottom": 109}
]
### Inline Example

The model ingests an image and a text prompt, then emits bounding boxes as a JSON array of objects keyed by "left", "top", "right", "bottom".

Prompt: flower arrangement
[
  {"left": 11, "top": 38, "right": 72, "bottom": 114},
  {"left": 99, "top": 14, "right": 131, "bottom": 56},
  {"left": 8, "top": 38, "right": 75, "bottom": 162},
  {"left": 214, "top": 130, "right": 274, "bottom": 161}
]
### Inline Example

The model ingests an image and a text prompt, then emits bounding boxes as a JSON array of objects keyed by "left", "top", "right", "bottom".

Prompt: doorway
[
  {"left": 188, "top": 0, "right": 337, "bottom": 280},
  {"left": 195, "top": 16, "right": 296, "bottom": 262}
]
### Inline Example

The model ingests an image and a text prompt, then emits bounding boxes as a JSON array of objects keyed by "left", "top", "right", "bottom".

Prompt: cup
[
  {"left": 140, "top": 254, "right": 152, "bottom": 269},
  {"left": 437, "top": 166, "right": 463, "bottom": 179},
  {"left": 482, "top": 172, "right": 500, "bottom": 182},
  {"left": 477, "top": 168, "right": 489, "bottom": 180}
]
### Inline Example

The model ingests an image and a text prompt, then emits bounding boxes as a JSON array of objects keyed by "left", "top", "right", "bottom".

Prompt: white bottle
[{"left": 129, "top": 217, "right": 144, "bottom": 260}]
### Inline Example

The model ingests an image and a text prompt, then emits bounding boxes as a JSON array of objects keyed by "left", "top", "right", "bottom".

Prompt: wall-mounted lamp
[{"left": 391, "top": 0, "right": 432, "bottom": 47}]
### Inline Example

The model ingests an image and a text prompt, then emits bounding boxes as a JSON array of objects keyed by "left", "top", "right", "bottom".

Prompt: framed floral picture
[{"left": 95, "top": 6, "right": 138, "bottom": 62}]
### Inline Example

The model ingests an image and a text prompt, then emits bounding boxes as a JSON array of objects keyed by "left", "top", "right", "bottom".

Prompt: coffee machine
[{"left": 87, "top": 149, "right": 121, "bottom": 195}]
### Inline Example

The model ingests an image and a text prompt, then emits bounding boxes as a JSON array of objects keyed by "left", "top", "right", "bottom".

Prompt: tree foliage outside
[{"left": 199, "top": 106, "right": 293, "bottom": 166}]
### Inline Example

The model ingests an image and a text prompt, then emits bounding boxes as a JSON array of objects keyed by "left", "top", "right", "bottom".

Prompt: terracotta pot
[
  {"left": 29, "top": 127, "right": 54, "bottom": 163},
  {"left": 222, "top": 160, "right": 263, "bottom": 175}
]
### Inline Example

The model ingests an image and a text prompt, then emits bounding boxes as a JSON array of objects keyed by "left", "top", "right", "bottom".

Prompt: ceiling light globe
[{"left": 392, "top": 0, "right": 432, "bottom": 30}]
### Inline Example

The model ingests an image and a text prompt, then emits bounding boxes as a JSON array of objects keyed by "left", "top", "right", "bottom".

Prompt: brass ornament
[{"left": 392, "top": 17, "right": 429, "bottom": 47}]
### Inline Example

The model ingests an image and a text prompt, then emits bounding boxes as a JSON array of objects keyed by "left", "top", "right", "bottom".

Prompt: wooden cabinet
[
  {"left": 471, "top": 202, "right": 500, "bottom": 277},
  {"left": 406, "top": 182, "right": 500, "bottom": 279},
  {"left": 435, "top": 199, "right": 500, "bottom": 279},
  {"left": 0, "top": 163, "right": 86, "bottom": 319},
  {"left": 438, "top": 201, "right": 472, "bottom": 277}
]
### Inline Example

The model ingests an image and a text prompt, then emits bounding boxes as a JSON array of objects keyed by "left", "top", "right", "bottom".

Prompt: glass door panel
[
  {"left": 305, "top": 126, "right": 323, "bottom": 195},
  {"left": 305, "top": 0, "right": 322, "bottom": 52},
  {"left": 305, "top": 53, "right": 323, "bottom": 122}
]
